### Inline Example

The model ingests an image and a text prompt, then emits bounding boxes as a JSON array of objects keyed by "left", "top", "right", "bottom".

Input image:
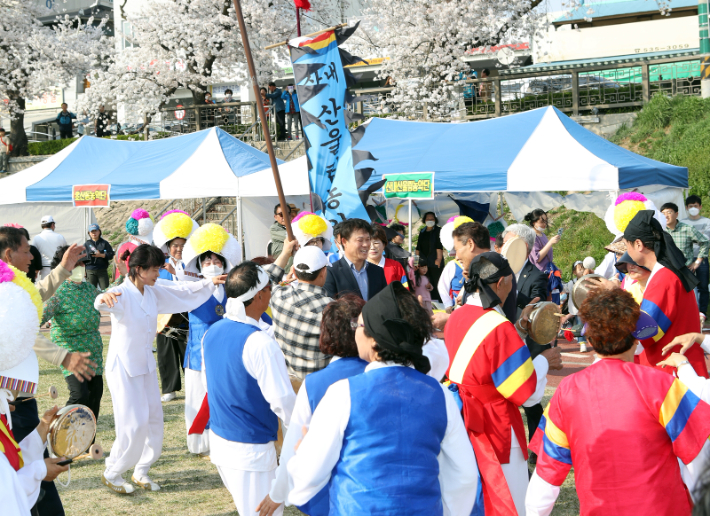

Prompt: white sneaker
[
  {"left": 161, "top": 392, "right": 176, "bottom": 402},
  {"left": 579, "top": 343, "right": 588, "bottom": 352}
]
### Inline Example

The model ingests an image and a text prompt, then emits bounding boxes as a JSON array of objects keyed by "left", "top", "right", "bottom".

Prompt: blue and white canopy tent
[
  {"left": 355, "top": 106, "right": 689, "bottom": 223},
  {"left": 0, "top": 128, "right": 312, "bottom": 257}
]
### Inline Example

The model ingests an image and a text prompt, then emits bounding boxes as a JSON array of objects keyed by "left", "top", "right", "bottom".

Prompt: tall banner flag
[{"left": 288, "top": 23, "right": 384, "bottom": 224}]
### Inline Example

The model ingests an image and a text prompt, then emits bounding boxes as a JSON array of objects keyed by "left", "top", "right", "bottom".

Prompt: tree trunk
[{"left": 9, "top": 96, "right": 28, "bottom": 157}]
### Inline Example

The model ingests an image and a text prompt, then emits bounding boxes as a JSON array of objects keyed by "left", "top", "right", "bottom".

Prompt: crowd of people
[{"left": 2, "top": 192, "right": 710, "bottom": 516}]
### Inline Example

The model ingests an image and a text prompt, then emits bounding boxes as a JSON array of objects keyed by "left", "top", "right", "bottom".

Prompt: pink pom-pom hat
[
  {"left": 131, "top": 208, "right": 150, "bottom": 220},
  {"left": 615, "top": 192, "right": 647, "bottom": 205}
]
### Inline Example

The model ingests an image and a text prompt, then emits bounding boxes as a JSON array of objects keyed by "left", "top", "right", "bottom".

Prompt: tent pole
[
  {"left": 237, "top": 196, "right": 244, "bottom": 259},
  {"left": 408, "top": 199, "right": 412, "bottom": 253},
  {"left": 202, "top": 198, "right": 206, "bottom": 225},
  {"left": 231, "top": 0, "right": 294, "bottom": 241}
]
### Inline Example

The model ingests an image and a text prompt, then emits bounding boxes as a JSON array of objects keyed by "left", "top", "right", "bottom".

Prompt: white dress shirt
[
  {"left": 287, "top": 362, "right": 479, "bottom": 516},
  {"left": 205, "top": 314, "right": 296, "bottom": 472},
  {"left": 95, "top": 277, "right": 217, "bottom": 377},
  {"left": 0, "top": 430, "right": 47, "bottom": 516},
  {"left": 32, "top": 229, "right": 67, "bottom": 267}
]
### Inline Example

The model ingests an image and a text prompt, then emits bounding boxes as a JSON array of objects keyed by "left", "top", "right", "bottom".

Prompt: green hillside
[{"left": 519, "top": 94, "right": 710, "bottom": 282}]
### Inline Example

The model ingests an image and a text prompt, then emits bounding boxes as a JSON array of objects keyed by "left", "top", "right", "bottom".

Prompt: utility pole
[{"left": 700, "top": 0, "right": 710, "bottom": 97}]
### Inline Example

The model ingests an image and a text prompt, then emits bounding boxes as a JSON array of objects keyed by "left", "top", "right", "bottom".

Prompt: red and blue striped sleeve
[
  {"left": 639, "top": 270, "right": 679, "bottom": 342},
  {"left": 488, "top": 325, "right": 537, "bottom": 406},
  {"left": 658, "top": 379, "right": 710, "bottom": 464},
  {"left": 532, "top": 397, "right": 572, "bottom": 486}
]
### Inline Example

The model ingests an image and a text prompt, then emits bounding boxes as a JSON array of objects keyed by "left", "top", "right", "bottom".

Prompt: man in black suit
[
  {"left": 503, "top": 224, "right": 549, "bottom": 463},
  {"left": 325, "top": 219, "right": 387, "bottom": 301}
]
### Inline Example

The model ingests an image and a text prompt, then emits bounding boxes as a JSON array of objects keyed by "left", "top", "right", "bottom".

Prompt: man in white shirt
[
  {"left": 202, "top": 261, "right": 296, "bottom": 516},
  {"left": 682, "top": 195, "right": 710, "bottom": 316},
  {"left": 32, "top": 216, "right": 67, "bottom": 280}
]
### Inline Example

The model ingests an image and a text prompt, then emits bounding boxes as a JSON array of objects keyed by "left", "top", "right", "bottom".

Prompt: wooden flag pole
[
  {"left": 231, "top": 0, "right": 294, "bottom": 241},
  {"left": 264, "top": 23, "right": 347, "bottom": 50}
]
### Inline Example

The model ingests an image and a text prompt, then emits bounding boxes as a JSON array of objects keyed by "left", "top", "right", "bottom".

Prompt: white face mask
[
  {"left": 288, "top": 86, "right": 294, "bottom": 92},
  {"left": 70, "top": 266, "right": 85, "bottom": 283},
  {"left": 688, "top": 207, "right": 700, "bottom": 216},
  {"left": 425, "top": 220, "right": 435, "bottom": 228},
  {"left": 202, "top": 264, "right": 224, "bottom": 278},
  {"left": 535, "top": 225, "right": 546, "bottom": 232}
]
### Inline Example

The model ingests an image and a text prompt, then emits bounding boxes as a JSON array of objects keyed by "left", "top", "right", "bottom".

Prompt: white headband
[{"left": 225, "top": 266, "right": 270, "bottom": 323}]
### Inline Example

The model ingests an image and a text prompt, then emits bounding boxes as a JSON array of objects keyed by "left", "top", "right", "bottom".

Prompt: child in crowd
[{"left": 411, "top": 258, "right": 434, "bottom": 315}]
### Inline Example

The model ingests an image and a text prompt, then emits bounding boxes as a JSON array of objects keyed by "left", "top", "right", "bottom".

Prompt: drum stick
[
  {"left": 18, "top": 386, "right": 58, "bottom": 403},
  {"left": 57, "top": 443, "right": 103, "bottom": 466}
]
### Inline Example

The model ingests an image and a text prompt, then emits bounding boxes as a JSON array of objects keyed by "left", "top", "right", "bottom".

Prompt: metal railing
[
  {"left": 346, "top": 55, "right": 702, "bottom": 121},
  {"left": 156, "top": 101, "right": 278, "bottom": 141}
]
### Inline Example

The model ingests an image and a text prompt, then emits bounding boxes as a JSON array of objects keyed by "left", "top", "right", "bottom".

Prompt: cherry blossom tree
[
  {"left": 0, "top": 0, "right": 112, "bottom": 155},
  {"left": 350, "top": 0, "right": 550, "bottom": 118},
  {"left": 81, "top": 0, "right": 342, "bottom": 123}
]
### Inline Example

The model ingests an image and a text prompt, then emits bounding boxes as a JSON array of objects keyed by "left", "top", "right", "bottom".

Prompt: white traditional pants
[
  {"left": 104, "top": 362, "right": 163, "bottom": 481},
  {"left": 501, "top": 445, "right": 529, "bottom": 516},
  {"left": 216, "top": 466, "right": 283, "bottom": 516},
  {"left": 185, "top": 368, "right": 209, "bottom": 454}
]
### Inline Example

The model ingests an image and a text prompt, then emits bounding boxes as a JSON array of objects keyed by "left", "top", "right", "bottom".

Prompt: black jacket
[
  {"left": 516, "top": 260, "right": 550, "bottom": 358},
  {"left": 84, "top": 237, "right": 115, "bottom": 271},
  {"left": 324, "top": 257, "right": 387, "bottom": 301},
  {"left": 385, "top": 243, "right": 410, "bottom": 272}
]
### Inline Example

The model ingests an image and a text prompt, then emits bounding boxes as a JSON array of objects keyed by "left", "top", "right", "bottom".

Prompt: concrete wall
[
  {"left": 572, "top": 112, "right": 638, "bottom": 138},
  {"left": 538, "top": 17, "right": 698, "bottom": 63}
]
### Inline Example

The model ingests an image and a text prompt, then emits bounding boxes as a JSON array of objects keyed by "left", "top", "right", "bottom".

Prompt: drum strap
[{"left": 0, "top": 415, "right": 23, "bottom": 471}]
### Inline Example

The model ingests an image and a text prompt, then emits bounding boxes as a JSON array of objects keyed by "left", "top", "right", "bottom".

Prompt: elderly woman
[
  {"left": 287, "top": 283, "right": 477, "bottom": 516},
  {"left": 41, "top": 246, "right": 127, "bottom": 421},
  {"left": 368, "top": 224, "right": 408, "bottom": 286},
  {"left": 526, "top": 288, "right": 710, "bottom": 516}
]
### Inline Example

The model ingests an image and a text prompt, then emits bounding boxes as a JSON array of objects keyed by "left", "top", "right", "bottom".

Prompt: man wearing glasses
[{"left": 270, "top": 203, "right": 293, "bottom": 271}]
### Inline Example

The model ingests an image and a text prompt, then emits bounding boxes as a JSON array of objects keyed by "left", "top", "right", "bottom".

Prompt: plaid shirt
[
  {"left": 264, "top": 263, "right": 332, "bottom": 374},
  {"left": 667, "top": 221, "right": 710, "bottom": 265}
]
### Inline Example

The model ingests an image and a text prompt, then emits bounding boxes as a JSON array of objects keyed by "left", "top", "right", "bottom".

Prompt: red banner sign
[{"left": 72, "top": 184, "right": 111, "bottom": 207}]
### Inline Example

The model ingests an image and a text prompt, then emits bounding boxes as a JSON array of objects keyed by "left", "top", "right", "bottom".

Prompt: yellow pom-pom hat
[
  {"left": 153, "top": 212, "right": 199, "bottom": 254},
  {"left": 604, "top": 192, "right": 666, "bottom": 237},
  {"left": 440, "top": 216, "right": 475, "bottom": 252},
  {"left": 292, "top": 212, "right": 333, "bottom": 251},
  {"left": 0, "top": 260, "right": 40, "bottom": 396},
  {"left": 182, "top": 223, "right": 242, "bottom": 276}
]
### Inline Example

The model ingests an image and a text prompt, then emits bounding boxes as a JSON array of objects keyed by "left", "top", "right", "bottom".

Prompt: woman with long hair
[{"left": 94, "top": 244, "right": 226, "bottom": 494}]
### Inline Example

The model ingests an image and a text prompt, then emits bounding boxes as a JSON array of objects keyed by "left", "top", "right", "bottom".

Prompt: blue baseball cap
[{"left": 88, "top": 223, "right": 100, "bottom": 232}]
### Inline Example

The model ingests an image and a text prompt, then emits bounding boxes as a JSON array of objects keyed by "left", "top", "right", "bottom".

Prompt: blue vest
[
  {"left": 203, "top": 319, "right": 278, "bottom": 444},
  {"left": 297, "top": 357, "right": 368, "bottom": 516},
  {"left": 185, "top": 294, "right": 225, "bottom": 370},
  {"left": 329, "top": 367, "right": 447, "bottom": 516}
]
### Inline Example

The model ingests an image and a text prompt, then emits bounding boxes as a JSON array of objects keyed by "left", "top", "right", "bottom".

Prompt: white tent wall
[
  {"left": 240, "top": 195, "right": 311, "bottom": 260},
  {"left": 0, "top": 202, "right": 97, "bottom": 244}
]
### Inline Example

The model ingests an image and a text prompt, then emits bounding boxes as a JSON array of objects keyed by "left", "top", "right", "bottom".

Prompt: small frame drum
[
  {"left": 501, "top": 236, "right": 527, "bottom": 275},
  {"left": 528, "top": 301, "right": 561, "bottom": 345},
  {"left": 48, "top": 405, "right": 96, "bottom": 460},
  {"left": 571, "top": 274, "right": 605, "bottom": 311}
]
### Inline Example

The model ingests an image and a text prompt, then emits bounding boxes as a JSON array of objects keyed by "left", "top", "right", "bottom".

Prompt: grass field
[{"left": 35, "top": 339, "right": 580, "bottom": 515}]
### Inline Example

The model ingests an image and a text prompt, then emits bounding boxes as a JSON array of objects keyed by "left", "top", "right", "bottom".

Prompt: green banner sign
[{"left": 383, "top": 172, "right": 435, "bottom": 199}]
